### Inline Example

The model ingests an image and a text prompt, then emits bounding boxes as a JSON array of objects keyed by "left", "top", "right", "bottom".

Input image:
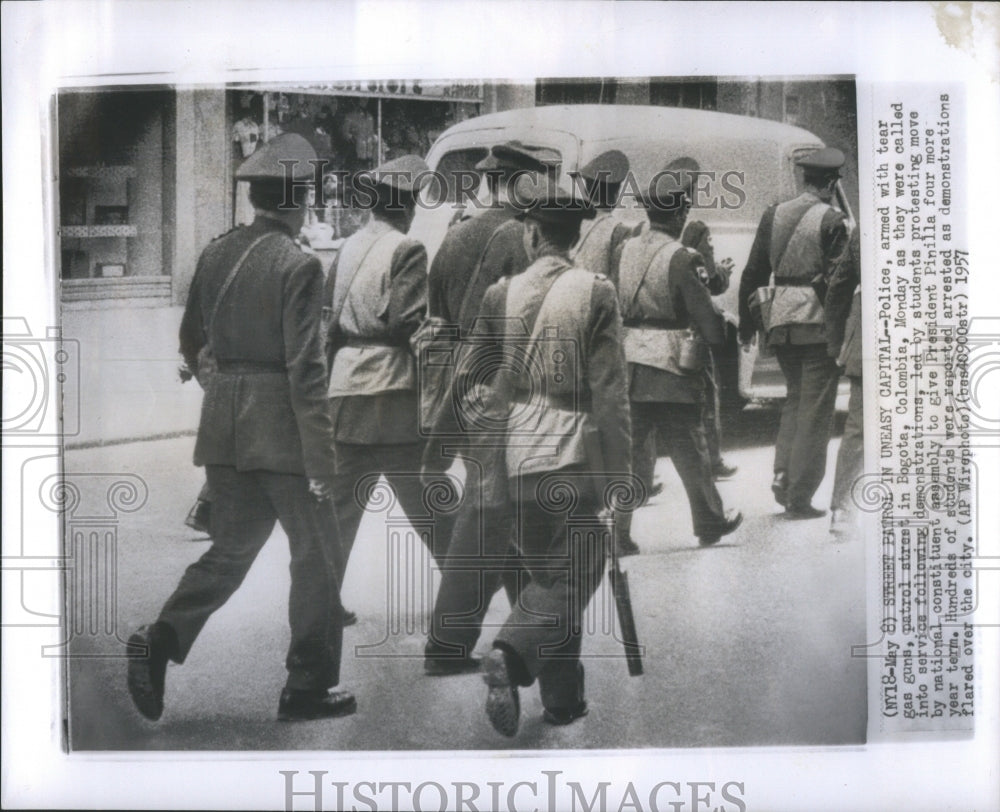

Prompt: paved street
[{"left": 64, "top": 406, "right": 866, "bottom": 751}]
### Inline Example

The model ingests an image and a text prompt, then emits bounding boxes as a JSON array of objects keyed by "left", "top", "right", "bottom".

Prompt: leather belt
[
  {"left": 622, "top": 318, "right": 686, "bottom": 330},
  {"left": 772, "top": 276, "right": 814, "bottom": 287},
  {"left": 513, "top": 392, "right": 591, "bottom": 412},
  {"left": 216, "top": 360, "right": 286, "bottom": 374},
  {"left": 343, "top": 336, "right": 405, "bottom": 349}
]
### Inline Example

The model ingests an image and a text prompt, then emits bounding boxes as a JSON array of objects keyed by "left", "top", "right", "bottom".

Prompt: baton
[{"left": 608, "top": 551, "right": 644, "bottom": 676}]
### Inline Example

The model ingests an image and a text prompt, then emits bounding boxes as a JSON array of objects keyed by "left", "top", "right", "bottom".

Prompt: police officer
[
  {"left": 673, "top": 156, "right": 739, "bottom": 483},
  {"left": 422, "top": 142, "right": 552, "bottom": 676},
  {"left": 615, "top": 170, "right": 743, "bottom": 550},
  {"left": 738, "top": 147, "right": 850, "bottom": 518},
  {"left": 127, "top": 134, "right": 356, "bottom": 723},
  {"left": 476, "top": 176, "right": 632, "bottom": 736},
  {"left": 825, "top": 228, "right": 863, "bottom": 536},
  {"left": 428, "top": 141, "right": 548, "bottom": 326},
  {"left": 325, "top": 155, "right": 453, "bottom": 586},
  {"left": 569, "top": 149, "right": 632, "bottom": 277}
]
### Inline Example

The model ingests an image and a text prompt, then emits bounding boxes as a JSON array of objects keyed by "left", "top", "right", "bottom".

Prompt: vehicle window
[{"left": 427, "top": 147, "right": 489, "bottom": 205}]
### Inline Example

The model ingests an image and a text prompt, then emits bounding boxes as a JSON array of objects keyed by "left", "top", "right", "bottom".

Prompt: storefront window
[
  {"left": 226, "top": 85, "right": 481, "bottom": 240},
  {"left": 58, "top": 89, "right": 173, "bottom": 302}
]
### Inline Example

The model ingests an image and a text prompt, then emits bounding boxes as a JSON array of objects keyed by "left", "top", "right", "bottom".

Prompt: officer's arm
[
  {"left": 824, "top": 229, "right": 861, "bottom": 358},
  {"left": 283, "top": 256, "right": 338, "bottom": 479},
  {"left": 821, "top": 209, "right": 850, "bottom": 269},
  {"left": 427, "top": 238, "right": 453, "bottom": 322},
  {"left": 387, "top": 240, "right": 429, "bottom": 343},
  {"left": 587, "top": 277, "right": 632, "bottom": 478},
  {"left": 737, "top": 206, "right": 776, "bottom": 341},
  {"left": 178, "top": 256, "right": 206, "bottom": 373},
  {"left": 677, "top": 251, "right": 726, "bottom": 347}
]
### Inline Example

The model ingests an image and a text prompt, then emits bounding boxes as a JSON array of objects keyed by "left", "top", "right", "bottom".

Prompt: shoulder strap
[
  {"left": 206, "top": 232, "right": 280, "bottom": 345},
  {"left": 456, "top": 220, "right": 512, "bottom": 327},
  {"left": 770, "top": 199, "right": 828, "bottom": 272},
  {"left": 330, "top": 227, "right": 401, "bottom": 329},
  {"left": 619, "top": 237, "right": 679, "bottom": 315}
]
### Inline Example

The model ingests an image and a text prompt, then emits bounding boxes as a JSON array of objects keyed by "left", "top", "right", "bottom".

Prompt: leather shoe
[
  {"left": 712, "top": 460, "right": 739, "bottom": 480},
  {"left": 771, "top": 472, "right": 789, "bottom": 507},
  {"left": 126, "top": 622, "right": 175, "bottom": 721},
  {"left": 614, "top": 535, "right": 641, "bottom": 558},
  {"left": 342, "top": 609, "right": 358, "bottom": 627},
  {"left": 785, "top": 504, "right": 827, "bottom": 520},
  {"left": 277, "top": 687, "right": 357, "bottom": 722},
  {"left": 698, "top": 509, "right": 743, "bottom": 546},
  {"left": 424, "top": 655, "right": 481, "bottom": 677},
  {"left": 543, "top": 701, "right": 589, "bottom": 726},
  {"left": 483, "top": 648, "right": 520, "bottom": 737}
]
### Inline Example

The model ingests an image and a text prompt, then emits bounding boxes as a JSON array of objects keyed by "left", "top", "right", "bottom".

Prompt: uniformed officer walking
[
  {"left": 569, "top": 149, "right": 633, "bottom": 277},
  {"left": 738, "top": 147, "right": 850, "bottom": 518},
  {"left": 324, "top": 155, "right": 453, "bottom": 587},
  {"left": 127, "top": 133, "right": 356, "bottom": 723},
  {"left": 615, "top": 170, "right": 743, "bottom": 550},
  {"left": 473, "top": 176, "right": 632, "bottom": 736},
  {"left": 825, "top": 228, "right": 863, "bottom": 536},
  {"left": 422, "top": 142, "right": 551, "bottom": 676}
]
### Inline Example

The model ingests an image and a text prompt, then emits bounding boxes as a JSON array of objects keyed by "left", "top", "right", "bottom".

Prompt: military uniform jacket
[
  {"left": 324, "top": 217, "right": 428, "bottom": 445},
  {"left": 477, "top": 255, "right": 631, "bottom": 491},
  {"left": 738, "top": 192, "right": 848, "bottom": 345},
  {"left": 616, "top": 225, "right": 726, "bottom": 404},
  {"left": 825, "top": 228, "right": 862, "bottom": 377},
  {"left": 427, "top": 203, "right": 528, "bottom": 329},
  {"left": 570, "top": 211, "right": 633, "bottom": 279},
  {"left": 179, "top": 216, "right": 336, "bottom": 479}
]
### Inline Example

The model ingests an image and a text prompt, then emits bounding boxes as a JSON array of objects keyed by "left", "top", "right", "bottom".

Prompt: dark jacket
[
  {"left": 737, "top": 197, "right": 848, "bottom": 345},
  {"left": 428, "top": 204, "right": 528, "bottom": 330},
  {"left": 179, "top": 216, "right": 336, "bottom": 479},
  {"left": 825, "top": 228, "right": 862, "bottom": 377}
]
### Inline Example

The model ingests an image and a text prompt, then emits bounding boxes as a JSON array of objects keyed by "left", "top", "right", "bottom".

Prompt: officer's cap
[
  {"left": 235, "top": 133, "right": 318, "bottom": 182},
  {"left": 476, "top": 140, "right": 559, "bottom": 173},
  {"left": 365, "top": 154, "right": 431, "bottom": 193},
  {"left": 574, "top": 149, "right": 630, "bottom": 186},
  {"left": 513, "top": 175, "right": 594, "bottom": 226},
  {"left": 795, "top": 147, "right": 846, "bottom": 175},
  {"left": 640, "top": 169, "right": 691, "bottom": 212}
]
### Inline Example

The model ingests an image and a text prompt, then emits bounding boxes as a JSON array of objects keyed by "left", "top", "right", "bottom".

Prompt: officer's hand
[
  {"left": 718, "top": 257, "right": 735, "bottom": 277},
  {"left": 308, "top": 478, "right": 335, "bottom": 502}
]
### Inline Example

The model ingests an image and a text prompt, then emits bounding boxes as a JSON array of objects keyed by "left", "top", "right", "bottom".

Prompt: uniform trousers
[
  {"left": 620, "top": 402, "right": 728, "bottom": 540},
  {"left": 701, "top": 351, "right": 724, "bottom": 468},
  {"left": 158, "top": 464, "right": 345, "bottom": 692},
  {"left": 425, "top": 451, "right": 522, "bottom": 660},
  {"left": 493, "top": 481, "right": 607, "bottom": 711},
  {"left": 331, "top": 442, "right": 454, "bottom": 583},
  {"left": 830, "top": 375, "right": 864, "bottom": 514},
  {"left": 774, "top": 343, "right": 841, "bottom": 509}
]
